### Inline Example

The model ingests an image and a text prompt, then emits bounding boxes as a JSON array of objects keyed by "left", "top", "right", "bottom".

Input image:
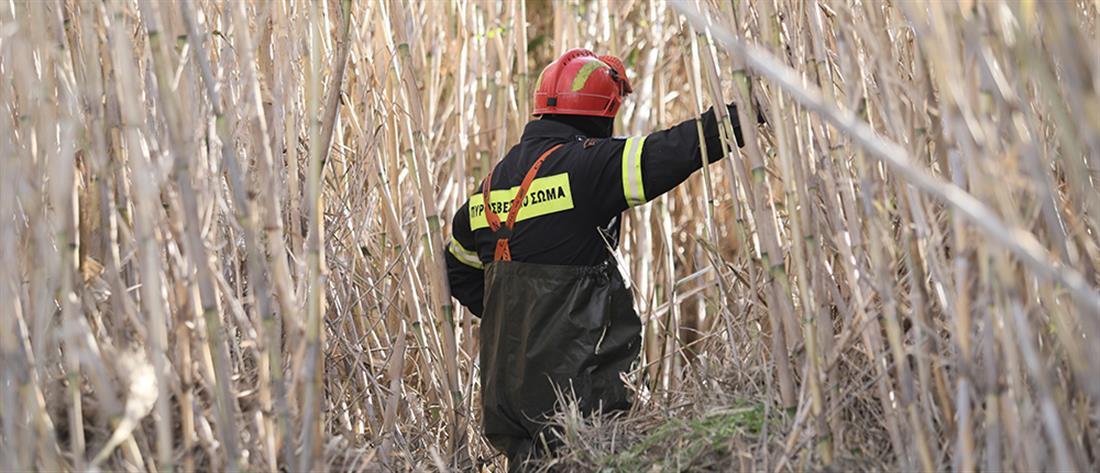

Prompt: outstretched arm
[
  {"left": 630, "top": 103, "right": 745, "bottom": 204},
  {"left": 568, "top": 103, "right": 746, "bottom": 223}
]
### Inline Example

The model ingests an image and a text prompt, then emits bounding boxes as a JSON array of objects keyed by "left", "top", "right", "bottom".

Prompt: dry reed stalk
[
  {"left": 133, "top": 1, "right": 193, "bottom": 469},
  {"left": 300, "top": 1, "right": 331, "bottom": 469},
  {"left": 226, "top": 0, "right": 299, "bottom": 468},
  {"left": 685, "top": 17, "right": 735, "bottom": 360},
  {"left": 387, "top": 2, "right": 466, "bottom": 463},
  {"left": 717, "top": 8, "right": 802, "bottom": 464},
  {"left": 100, "top": 1, "right": 176, "bottom": 469}
]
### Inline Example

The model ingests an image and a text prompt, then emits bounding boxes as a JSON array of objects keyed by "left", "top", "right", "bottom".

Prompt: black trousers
[{"left": 479, "top": 260, "right": 641, "bottom": 472}]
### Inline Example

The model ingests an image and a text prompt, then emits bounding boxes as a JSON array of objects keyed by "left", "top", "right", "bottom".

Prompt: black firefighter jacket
[{"left": 445, "top": 106, "right": 744, "bottom": 313}]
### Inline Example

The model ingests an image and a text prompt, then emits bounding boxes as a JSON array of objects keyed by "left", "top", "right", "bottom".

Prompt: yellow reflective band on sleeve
[
  {"left": 448, "top": 237, "right": 483, "bottom": 270},
  {"left": 621, "top": 136, "right": 647, "bottom": 207},
  {"left": 468, "top": 173, "right": 574, "bottom": 230}
]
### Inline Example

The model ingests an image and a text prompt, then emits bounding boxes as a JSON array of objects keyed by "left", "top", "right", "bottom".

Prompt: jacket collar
[{"left": 521, "top": 119, "right": 587, "bottom": 142}]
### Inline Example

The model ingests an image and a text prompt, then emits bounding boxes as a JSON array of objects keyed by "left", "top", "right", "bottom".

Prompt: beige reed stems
[{"left": 672, "top": 2, "right": 1100, "bottom": 315}]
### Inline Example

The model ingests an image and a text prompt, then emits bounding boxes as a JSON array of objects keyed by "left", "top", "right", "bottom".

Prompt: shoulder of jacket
[{"left": 576, "top": 136, "right": 631, "bottom": 150}]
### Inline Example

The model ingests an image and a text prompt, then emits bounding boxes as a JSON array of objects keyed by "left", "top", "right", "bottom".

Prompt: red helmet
[{"left": 533, "top": 48, "right": 633, "bottom": 117}]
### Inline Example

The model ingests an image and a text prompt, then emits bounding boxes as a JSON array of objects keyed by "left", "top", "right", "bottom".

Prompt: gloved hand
[
  {"left": 724, "top": 102, "right": 746, "bottom": 148},
  {"left": 722, "top": 99, "right": 768, "bottom": 148}
]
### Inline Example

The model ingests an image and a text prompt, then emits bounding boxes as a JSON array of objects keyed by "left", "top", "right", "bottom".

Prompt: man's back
[{"left": 464, "top": 119, "right": 622, "bottom": 266}]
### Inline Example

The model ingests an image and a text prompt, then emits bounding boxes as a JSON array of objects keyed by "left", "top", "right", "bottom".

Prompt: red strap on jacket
[{"left": 482, "top": 143, "right": 564, "bottom": 261}]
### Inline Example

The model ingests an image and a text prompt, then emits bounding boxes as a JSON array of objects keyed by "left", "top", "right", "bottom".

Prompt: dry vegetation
[{"left": 2, "top": 0, "right": 1099, "bottom": 471}]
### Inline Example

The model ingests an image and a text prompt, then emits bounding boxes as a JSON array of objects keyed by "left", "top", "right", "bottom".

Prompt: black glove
[{"left": 725, "top": 102, "right": 746, "bottom": 148}]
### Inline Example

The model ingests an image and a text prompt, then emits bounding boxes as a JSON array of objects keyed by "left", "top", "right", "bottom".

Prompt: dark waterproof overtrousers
[{"left": 480, "top": 259, "right": 641, "bottom": 470}]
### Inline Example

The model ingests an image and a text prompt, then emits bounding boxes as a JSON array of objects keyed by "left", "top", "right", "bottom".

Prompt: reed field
[{"left": 2, "top": 0, "right": 1100, "bottom": 471}]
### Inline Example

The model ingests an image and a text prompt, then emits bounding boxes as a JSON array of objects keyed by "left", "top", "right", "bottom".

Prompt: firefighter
[{"left": 444, "top": 48, "right": 746, "bottom": 470}]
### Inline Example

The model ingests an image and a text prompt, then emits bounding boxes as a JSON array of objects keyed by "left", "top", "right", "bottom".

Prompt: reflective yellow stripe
[
  {"left": 468, "top": 173, "right": 574, "bottom": 230},
  {"left": 621, "top": 136, "right": 647, "bottom": 207},
  {"left": 571, "top": 60, "right": 608, "bottom": 92},
  {"left": 448, "top": 238, "right": 483, "bottom": 269}
]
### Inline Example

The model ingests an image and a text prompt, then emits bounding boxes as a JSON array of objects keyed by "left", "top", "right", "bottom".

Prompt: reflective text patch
[{"left": 469, "top": 173, "right": 574, "bottom": 230}]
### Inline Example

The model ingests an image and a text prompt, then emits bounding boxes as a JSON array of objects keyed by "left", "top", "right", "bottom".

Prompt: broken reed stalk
[{"left": 3, "top": 1, "right": 1099, "bottom": 471}]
